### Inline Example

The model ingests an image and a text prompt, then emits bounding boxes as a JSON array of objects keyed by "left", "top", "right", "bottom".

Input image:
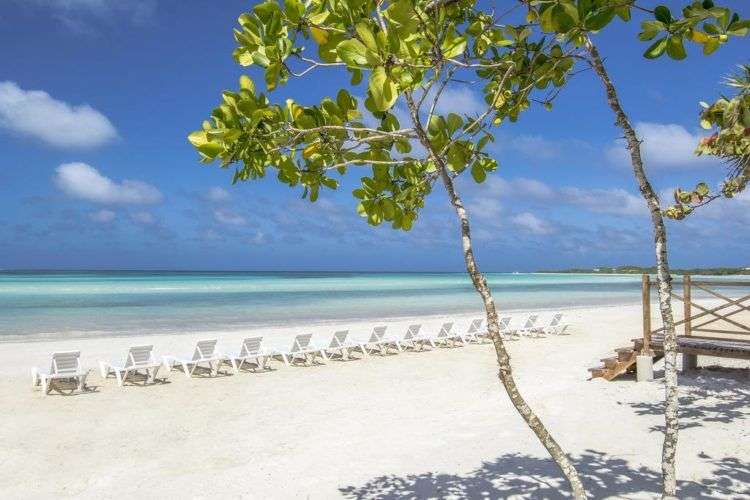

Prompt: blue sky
[{"left": 0, "top": 0, "right": 748, "bottom": 271}]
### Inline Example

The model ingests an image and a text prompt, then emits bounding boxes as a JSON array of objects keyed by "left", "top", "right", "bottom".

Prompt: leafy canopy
[
  {"left": 189, "top": 0, "right": 748, "bottom": 230},
  {"left": 666, "top": 64, "right": 750, "bottom": 219}
]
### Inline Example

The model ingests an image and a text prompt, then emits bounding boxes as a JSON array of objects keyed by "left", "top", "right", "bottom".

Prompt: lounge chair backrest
[
  {"left": 404, "top": 324, "right": 421, "bottom": 340},
  {"left": 498, "top": 317, "right": 512, "bottom": 330},
  {"left": 51, "top": 351, "right": 80, "bottom": 375},
  {"left": 436, "top": 322, "right": 454, "bottom": 338},
  {"left": 292, "top": 334, "right": 313, "bottom": 352},
  {"left": 523, "top": 315, "right": 538, "bottom": 328},
  {"left": 331, "top": 330, "right": 349, "bottom": 348},
  {"left": 126, "top": 345, "right": 154, "bottom": 368},
  {"left": 193, "top": 339, "right": 218, "bottom": 361},
  {"left": 548, "top": 313, "right": 563, "bottom": 327},
  {"left": 369, "top": 326, "right": 387, "bottom": 343},
  {"left": 241, "top": 337, "right": 263, "bottom": 357},
  {"left": 467, "top": 319, "right": 483, "bottom": 334}
]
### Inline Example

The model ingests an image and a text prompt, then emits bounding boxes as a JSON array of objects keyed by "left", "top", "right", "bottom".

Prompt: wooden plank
[
  {"left": 642, "top": 274, "right": 651, "bottom": 354},
  {"left": 693, "top": 328, "right": 750, "bottom": 336},
  {"left": 691, "top": 280, "right": 750, "bottom": 287},
  {"left": 684, "top": 275, "right": 692, "bottom": 336}
]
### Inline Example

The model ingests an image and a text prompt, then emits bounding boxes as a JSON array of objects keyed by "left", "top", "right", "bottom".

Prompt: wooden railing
[{"left": 641, "top": 274, "right": 750, "bottom": 355}]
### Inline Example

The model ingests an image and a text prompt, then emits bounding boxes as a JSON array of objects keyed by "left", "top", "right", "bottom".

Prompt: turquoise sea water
[{"left": 0, "top": 271, "right": 651, "bottom": 341}]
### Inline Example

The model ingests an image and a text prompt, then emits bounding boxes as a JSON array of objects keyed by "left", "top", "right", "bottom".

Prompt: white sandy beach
[{"left": 1, "top": 303, "right": 748, "bottom": 499}]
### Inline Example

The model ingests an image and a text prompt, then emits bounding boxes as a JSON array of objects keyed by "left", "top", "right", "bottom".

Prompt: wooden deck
[
  {"left": 589, "top": 275, "right": 750, "bottom": 381},
  {"left": 634, "top": 335, "right": 750, "bottom": 360}
]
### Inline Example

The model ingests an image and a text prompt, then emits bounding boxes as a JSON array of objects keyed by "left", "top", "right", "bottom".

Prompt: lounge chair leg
[{"left": 115, "top": 370, "right": 124, "bottom": 387}]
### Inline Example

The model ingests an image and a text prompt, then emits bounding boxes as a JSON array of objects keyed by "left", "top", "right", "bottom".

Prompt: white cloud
[
  {"left": 485, "top": 177, "right": 555, "bottom": 201},
  {"left": 560, "top": 187, "right": 647, "bottom": 216},
  {"left": 89, "top": 209, "right": 115, "bottom": 223},
  {"left": 0, "top": 81, "right": 117, "bottom": 148},
  {"left": 213, "top": 208, "right": 247, "bottom": 226},
  {"left": 511, "top": 212, "right": 554, "bottom": 235},
  {"left": 55, "top": 163, "right": 162, "bottom": 204},
  {"left": 606, "top": 122, "right": 710, "bottom": 169},
  {"left": 498, "top": 134, "right": 562, "bottom": 160},
  {"left": 205, "top": 187, "right": 231, "bottom": 203},
  {"left": 23, "top": 0, "right": 156, "bottom": 28},
  {"left": 433, "top": 87, "right": 486, "bottom": 116},
  {"left": 130, "top": 211, "right": 156, "bottom": 225}
]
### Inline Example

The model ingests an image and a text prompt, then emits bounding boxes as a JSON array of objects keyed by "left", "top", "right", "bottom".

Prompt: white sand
[{"left": 1, "top": 304, "right": 748, "bottom": 499}]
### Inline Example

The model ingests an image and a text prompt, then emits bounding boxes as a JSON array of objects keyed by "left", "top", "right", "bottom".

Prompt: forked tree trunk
[
  {"left": 585, "top": 37, "right": 679, "bottom": 499},
  {"left": 405, "top": 95, "right": 588, "bottom": 499}
]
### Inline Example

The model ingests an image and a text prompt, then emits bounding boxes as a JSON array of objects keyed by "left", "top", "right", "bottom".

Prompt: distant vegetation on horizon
[{"left": 539, "top": 266, "right": 750, "bottom": 275}]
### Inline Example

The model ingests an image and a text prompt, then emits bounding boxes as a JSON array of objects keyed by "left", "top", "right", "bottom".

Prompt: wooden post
[
  {"left": 683, "top": 274, "right": 692, "bottom": 336},
  {"left": 642, "top": 274, "right": 652, "bottom": 355},
  {"left": 683, "top": 274, "right": 698, "bottom": 370},
  {"left": 637, "top": 274, "right": 655, "bottom": 381}
]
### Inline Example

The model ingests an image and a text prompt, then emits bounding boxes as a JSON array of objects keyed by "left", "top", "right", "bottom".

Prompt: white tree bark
[
  {"left": 405, "top": 94, "right": 588, "bottom": 499},
  {"left": 585, "top": 37, "right": 679, "bottom": 499}
]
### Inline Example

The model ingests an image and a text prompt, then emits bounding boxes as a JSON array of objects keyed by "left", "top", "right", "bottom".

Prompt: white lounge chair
[
  {"left": 284, "top": 333, "right": 327, "bottom": 366},
  {"left": 431, "top": 322, "right": 463, "bottom": 347},
  {"left": 516, "top": 314, "right": 540, "bottom": 338},
  {"left": 498, "top": 316, "right": 517, "bottom": 340},
  {"left": 537, "top": 313, "right": 569, "bottom": 335},
  {"left": 228, "top": 336, "right": 269, "bottom": 372},
  {"left": 99, "top": 345, "right": 166, "bottom": 386},
  {"left": 363, "top": 326, "right": 391, "bottom": 355},
  {"left": 317, "top": 330, "right": 367, "bottom": 361},
  {"left": 31, "top": 351, "right": 90, "bottom": 395},
  {"left": 459, "top": 318, "right": 486, "bottom": 343},
  {"left": 393, "top": 324, "right": 431, "bottom": 351},
  {"left": 163, "top": 339, "right": 231, "bottom": 377}
]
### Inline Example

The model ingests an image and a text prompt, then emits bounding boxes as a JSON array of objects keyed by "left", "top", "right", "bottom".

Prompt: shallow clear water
[{"left": 0, "top": 271, "right": 653, "bottom": 340}]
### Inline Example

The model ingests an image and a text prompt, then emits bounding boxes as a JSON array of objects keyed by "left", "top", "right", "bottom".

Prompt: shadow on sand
[
  {"left": 339, "top": 449, "right": 750, "bottom": 499},
  {"left": 628, "top": 367, "right": 750, "bottom": 432},
  {"left": 341, "top": 370, "right": 750, "bottom": 499}
]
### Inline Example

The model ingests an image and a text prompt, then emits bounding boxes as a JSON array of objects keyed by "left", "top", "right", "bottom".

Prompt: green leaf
[
  {"left": 265, "top": 62, "right": 280, "bottom": 90},
  {"left": 350, "top": 69, "right": 363, "bottom": 85},
  {"left": 284, "top": 0, "right": 304, "bottom": 22},
  {"left": 643, "top": 37, "right": 668, "bottom": 58},
  {"left": 336, "top": 39, "right": 368, "bottom": 66},
  {"left": 188, "top": 130, "right": 208, "bottom": 147},
  {"left": 654, "top": 5, "right": 672, "bottom": 24},
  {"left": 355, "top": 22, "right": 378, "bottom": 53},
  {"left": 585, "top": 8, "right": 616, "bottom": 31},
  {"left": 471, "top": 161, "right": 486, "bottom": 183},
  {"left": 368, "top": 66, "right": 399, "bottom": 112},
  {"left": 703, "top": 37, "right": 720, "bottom": 54},
  {"left": 239, "top": 75, "right": 255, "bottom": 93},
  {"left": 197, "top": 141, "right": 224, "bottom": 159},
  {"left": 446, "top": 113, "right": 463, "bottom": 134},
  {"left": 666, "top": 36, "right": 687, "bottom": 60},
  {"left": 440, "top": 27, "right": 467, "bottom": 58},
  {"left": 639, "top": 20, "right": 665, "bottom": 41}
]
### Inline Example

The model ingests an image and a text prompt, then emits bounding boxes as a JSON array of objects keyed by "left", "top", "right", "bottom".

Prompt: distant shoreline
[{"left": 538, "top": 267, "right": 750, "bottom": 276}]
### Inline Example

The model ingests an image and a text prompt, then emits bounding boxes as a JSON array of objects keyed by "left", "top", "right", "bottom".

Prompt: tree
[
  {"left": 666, "top": 63, "right": 750, "bottom": 217},
  {"left": 520, "top": 1, "right": 748, "bottom": 497},
  {"left": 189, "top": 0, "right": 587, "bottom": 496}
]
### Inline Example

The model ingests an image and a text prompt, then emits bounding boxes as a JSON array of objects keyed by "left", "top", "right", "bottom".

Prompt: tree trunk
[
  {"left": 585, "top": 37, "right": 679, "bottom": 499},
  {"left": 405, "top": 94, "right": 588, "bottom": 499}
]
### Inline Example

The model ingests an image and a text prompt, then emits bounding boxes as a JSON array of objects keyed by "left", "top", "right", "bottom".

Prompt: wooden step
[{"left": 600, "top": 357, "right": 619, "bottom": 369}]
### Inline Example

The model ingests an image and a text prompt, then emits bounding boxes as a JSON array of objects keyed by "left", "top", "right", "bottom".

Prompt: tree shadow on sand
[
  {"left": 627, "top": 367, "right": 750, "bottom": 432},
  {"left": 339, "top": 449, "right": 749, "bottom": 499}
]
